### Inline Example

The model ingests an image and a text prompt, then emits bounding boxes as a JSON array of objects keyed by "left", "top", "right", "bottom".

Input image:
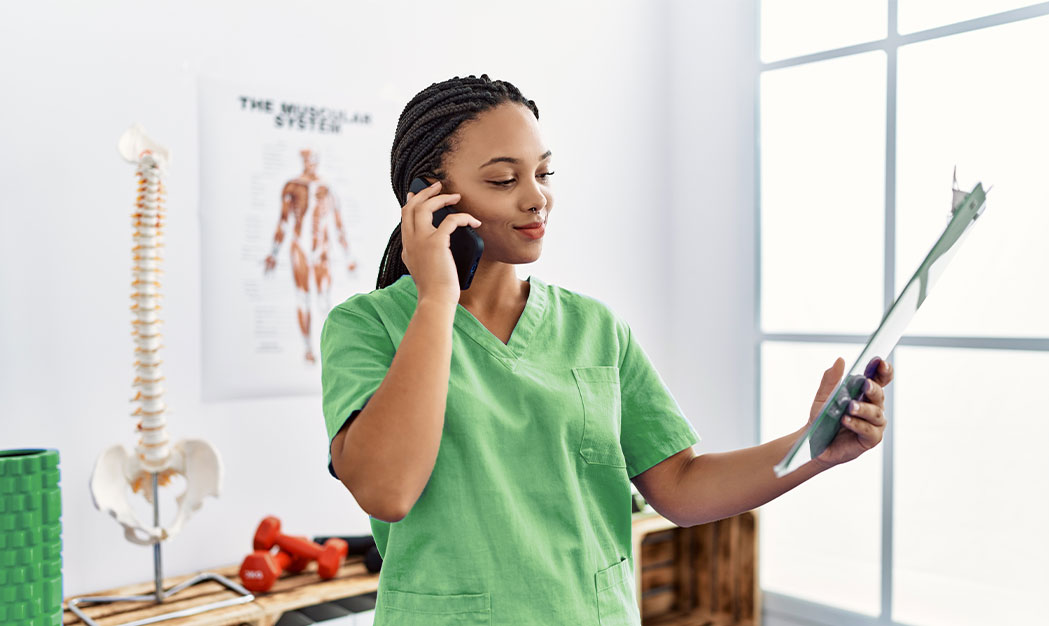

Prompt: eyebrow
[{"left": 478, "top": 150, "right": 553, "bottom": 169}]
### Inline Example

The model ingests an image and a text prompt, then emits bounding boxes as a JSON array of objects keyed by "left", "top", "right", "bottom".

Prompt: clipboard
[{"left": 773, "top": 176, "right": 990, "bottom": 477}]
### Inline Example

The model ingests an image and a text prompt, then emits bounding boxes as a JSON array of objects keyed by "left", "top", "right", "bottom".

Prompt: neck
[{"left": 457, "top": 262, "right": 528, "bottom": 313}]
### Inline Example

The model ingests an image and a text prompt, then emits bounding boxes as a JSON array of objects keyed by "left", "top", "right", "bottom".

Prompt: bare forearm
[
  {"left": 334, "top": 298, "right": 456, "bottom": 520},
  {"left": 675, "top": 427, "right": 829, "bottom": 527}
]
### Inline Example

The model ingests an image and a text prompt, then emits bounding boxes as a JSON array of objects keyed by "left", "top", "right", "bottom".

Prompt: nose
[{"left": 520, "top": 178, "right": 549, "bottom": 215}]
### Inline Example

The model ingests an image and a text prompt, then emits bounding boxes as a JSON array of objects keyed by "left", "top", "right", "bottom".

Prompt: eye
[
  {"left": 490, "top": 179, "right": 515, "bottom": 186},
  {"left": 538, "top": 170, "right": 556, "bottom": 181}
]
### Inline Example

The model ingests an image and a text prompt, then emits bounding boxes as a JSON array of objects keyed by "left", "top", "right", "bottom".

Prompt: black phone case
[{"left": 409, "top": 177, "right": 484, "bottom": 290}]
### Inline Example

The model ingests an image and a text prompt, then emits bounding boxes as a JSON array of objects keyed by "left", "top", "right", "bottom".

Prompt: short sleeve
[
  {"left": 320, "top": 302, "right": 396, "bottom": 479},
  {"left": 616, "top": 317, "right": 701, "bottom": 479}
]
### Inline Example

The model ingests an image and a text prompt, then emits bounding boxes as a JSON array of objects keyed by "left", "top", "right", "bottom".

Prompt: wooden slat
[
  {"left": 692, "top": 519, "right": 715, "bottom": 612},
  {"left": 642, "top": 536, "right": 676, "bottom": 565},
  {"left": 715, "top": 516, "right": 740, "bottom": 617},
  {"left": 641, "top": 588, "right": 676, "bottom": 617},
  {"left": 674, "top": 523, "right": 693, "bottom": 614},
  {"left": 738, "top": 511, "right": 757, "bottom": 621},
  {"left": 641, "top": 563, "right": 677, "bottom": 591}
]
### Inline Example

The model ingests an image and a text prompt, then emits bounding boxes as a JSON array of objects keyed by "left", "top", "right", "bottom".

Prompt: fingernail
[
  {"left": 864, "top": 380, "right": 873, "bottom": 394},
  {"left": 431, "top": 180, "right": 441, "bottom": 187},
  {"left": 849, "top": 401, "right": 859, "bottom": 413}
]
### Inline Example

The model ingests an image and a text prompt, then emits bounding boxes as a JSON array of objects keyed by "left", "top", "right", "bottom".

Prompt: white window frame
[{"left": 755, "top": 2, "right": 1049, "bottom": 624}]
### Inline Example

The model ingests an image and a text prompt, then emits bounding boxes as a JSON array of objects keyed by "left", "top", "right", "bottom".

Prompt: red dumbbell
[
  {"left": 253, "top": 516, "right": 348, "bottom": 579},
  {"left": 284, "top": 535, "right": 343, "bottom": 572},
  {"left": 239, "top": 549, "right": 301, "bottom": 592}
]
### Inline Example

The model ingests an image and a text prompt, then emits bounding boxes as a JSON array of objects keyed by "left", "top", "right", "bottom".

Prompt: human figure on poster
[{"left": 264, "top": 148, "right": 358, "bottom": 363}]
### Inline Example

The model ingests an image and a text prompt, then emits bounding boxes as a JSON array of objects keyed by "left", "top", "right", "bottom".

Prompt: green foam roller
[
  {"left": 43, "top": 558, "right": 61, "bottom": 579},
  {"left": 0, "top": 450, "right": 58, "bottom": 477},
  {"left": 2, "top": 488, "right": 59, "bottom": 515},
  {"left": 15, "top": 581, "right": 42, "bottom": 602},
  {"left": 0, "top": 449, "right": 62, "bottom": 624},
  {"left": 0, "top": 510, "right": 44, "bottom": 531},
  {"left": 5, "top": 558, "right": 61, "bottom": 584},
  {"left": 0, "top": 543, "right": 44, "bottom": 566},
  {"left": 41, "top": 491, "right": 60, "bottom": 524},
  {"left": 24, "top": 491, "right": 45, "bottom": 512},
  {"left": 0, "top": 493, "right": 27, "bottom": 514},
  {"left": 1, "top": 599, "right": 31, "bottom": 621},
  {"left": 0, "top": 525, "right": 56, "bottom": 550},
  {"left": 42, "top": 525, "right": 60, "bottom": 542},
  {"left": 41, "top": 540, "right": 61, "bottom": 561}
]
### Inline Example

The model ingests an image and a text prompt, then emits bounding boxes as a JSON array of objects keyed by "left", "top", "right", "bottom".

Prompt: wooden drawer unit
[{"left": 631, "top": 510, "right": 759, "bottom": 625}]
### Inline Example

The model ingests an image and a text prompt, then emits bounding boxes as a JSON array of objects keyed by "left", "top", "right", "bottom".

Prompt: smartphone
[{"left": 409, "top": 177, "right": 484, "bottom": 290}]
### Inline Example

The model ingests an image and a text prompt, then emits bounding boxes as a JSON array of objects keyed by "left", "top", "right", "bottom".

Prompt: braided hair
[{"left": 376, "top": 74, "right": 540, "bottom": 290}]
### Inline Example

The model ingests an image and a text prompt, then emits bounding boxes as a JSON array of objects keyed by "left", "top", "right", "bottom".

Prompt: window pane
[
  {"left": 761, "top": 0, "right": 887, "bottom": 62},
  {"left": 896, "top": 16, "right": 1049, "bottom": 337},
  {"left": 899, "top": 0, "right": 1044, "bottom": 34},
  {"left": 761, "top": 52, "right": 886, "bottom": 335},
  {"left": 760, "top": 341, "right": 882, "bottom": 616},
  {"left": 893, "top": 347, "right": 1049, "bottom": 625}
]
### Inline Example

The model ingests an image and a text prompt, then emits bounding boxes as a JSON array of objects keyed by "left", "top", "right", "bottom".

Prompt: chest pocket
[
  {"left": 382, "top": 589, "right": 491, "bottom": 625},
  {"left": 572, "top": 366, "right": 626, "bottom": 468}
]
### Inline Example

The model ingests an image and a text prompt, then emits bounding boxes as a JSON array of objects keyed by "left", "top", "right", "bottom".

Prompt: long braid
[{"left": 376, "top": 74, "right": 539, "bottom": 290}]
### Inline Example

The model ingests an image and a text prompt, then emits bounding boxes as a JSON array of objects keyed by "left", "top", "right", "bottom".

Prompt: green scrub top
[{"left": 321, "top": 274, "right": 700, "bottom": 625}]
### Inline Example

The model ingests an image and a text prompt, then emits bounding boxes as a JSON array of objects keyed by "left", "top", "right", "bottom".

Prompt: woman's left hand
[{"left": 807, "top": 356, "right": 894, "bottom": 469}]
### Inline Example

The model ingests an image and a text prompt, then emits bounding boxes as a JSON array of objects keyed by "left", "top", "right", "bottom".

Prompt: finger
[
  {"left": 813, "top": 357, "right": 846, "bottom": 405},
  {"left": 400, "top": 205, "right": 413, "bottom": 241},
  {"left": 878, "top": 358, "right": 894, "bottom": 386},
  {"left": 841, "top": 414, "right": 884, "bottom": 448},
  {"left": 865, "top": 356, "right": 894, "bottom": 387},
  {"left": 414, "top": 193, "right": 462, "bottom": 234},
  {"left": 861, "top": 378, "right": 884, "bottom": 407},
  {"left": 406, "top": 179, "right": 441, "bottom": 205},
  {"left": 845, "top": 400, "right": 886, "bottom": 427},
  {"left": 401, "top": 180, "right": 441, "bottom": 237},
  {"left": 434, "top": 212, "right": 481, "bottom": 236}
]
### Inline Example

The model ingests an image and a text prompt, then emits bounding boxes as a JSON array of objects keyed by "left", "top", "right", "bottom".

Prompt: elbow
[
  {"left": 331, "top": 457, "right": 409, "bottom": 523},
  {"left": 335, "top": 470, "right": 408, "bottom": 523}
]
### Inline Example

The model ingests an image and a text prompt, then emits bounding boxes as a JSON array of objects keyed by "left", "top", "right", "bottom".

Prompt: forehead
[{"left": 448, "top": 102, "right": 546, "bottom": 166}]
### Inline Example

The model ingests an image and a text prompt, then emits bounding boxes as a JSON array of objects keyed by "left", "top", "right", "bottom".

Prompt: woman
[{"left": 321, "top": 74, "right": 892, "bottom": 625}]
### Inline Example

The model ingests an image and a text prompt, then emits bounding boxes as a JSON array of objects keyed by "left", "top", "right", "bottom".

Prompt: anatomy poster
[{"left": 198, "top": 76, "right": 392, "bottom": 400}]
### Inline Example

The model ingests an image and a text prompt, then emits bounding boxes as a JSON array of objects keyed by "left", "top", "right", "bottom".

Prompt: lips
[
  {"left": 514, "top": 221, "right": 545, "bottom": 229},
  {"left": 515, "top": 223, "right": 545, "bottom": 239}
]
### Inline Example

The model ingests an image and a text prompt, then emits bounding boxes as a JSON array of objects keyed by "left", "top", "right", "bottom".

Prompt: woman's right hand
[{"left": 400, "top": 180, "right": 481, "bottom": 306}]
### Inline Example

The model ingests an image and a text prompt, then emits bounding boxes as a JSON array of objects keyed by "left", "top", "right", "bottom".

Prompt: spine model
[
  {"left": 130, "top": 152, "right": 174, "bottom": 490},
  {"left": 89, "top": 124, "right": 222, "bottom": 546}
]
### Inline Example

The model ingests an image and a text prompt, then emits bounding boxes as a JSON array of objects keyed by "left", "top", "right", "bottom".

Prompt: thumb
[{"left": 813, "top": 357, "right": 846, "bottom": 404}]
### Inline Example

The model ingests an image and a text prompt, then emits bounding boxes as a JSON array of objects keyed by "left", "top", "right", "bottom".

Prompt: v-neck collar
[{"left": 393, "top": 274, "right": 549, "bottom": 372}]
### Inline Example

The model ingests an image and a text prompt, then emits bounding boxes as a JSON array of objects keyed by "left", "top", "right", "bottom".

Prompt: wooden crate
[
  {"left": 62, "top": 558, "right": 379, "bottom": 626},
  {"left": 631, "top": 510, "right": 759, "bottom": 626}
]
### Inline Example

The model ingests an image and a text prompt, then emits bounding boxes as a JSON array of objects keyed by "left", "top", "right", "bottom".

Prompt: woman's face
[{"left": 439, "top": 102, "right": 554, "bottom": 266}]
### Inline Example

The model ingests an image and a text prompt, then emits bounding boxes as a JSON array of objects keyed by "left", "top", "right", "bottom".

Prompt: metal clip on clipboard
[{"left": 774, "top": 174, "right": 990, "bottom": 477}]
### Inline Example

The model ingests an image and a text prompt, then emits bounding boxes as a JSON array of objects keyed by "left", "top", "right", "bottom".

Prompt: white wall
[
  {"left": 0, "top": 0, "right": 757, "bottom": 597},
  {"left": 665, "top": 0, "right": 759, "bottom": 453}
]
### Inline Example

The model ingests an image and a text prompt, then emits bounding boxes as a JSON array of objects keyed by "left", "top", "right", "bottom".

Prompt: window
[{"left": 757, "top": 2, "right": 1049, "bottom": 625}]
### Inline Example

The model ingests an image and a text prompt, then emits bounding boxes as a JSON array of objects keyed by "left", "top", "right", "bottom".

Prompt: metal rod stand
[{"left": 68, "top": 473, "right": 254, "bottom": 626}]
